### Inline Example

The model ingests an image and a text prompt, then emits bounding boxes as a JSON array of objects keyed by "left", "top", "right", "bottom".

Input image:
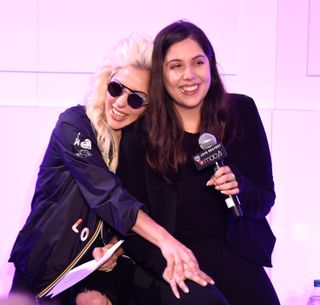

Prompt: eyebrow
[{"left": 165, "top": 54, "right": 207, "bottom": 65}]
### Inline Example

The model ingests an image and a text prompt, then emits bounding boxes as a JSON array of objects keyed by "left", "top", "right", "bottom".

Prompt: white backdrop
[{"left": 1, "top": 0, "right": 320, "bottom": 304}]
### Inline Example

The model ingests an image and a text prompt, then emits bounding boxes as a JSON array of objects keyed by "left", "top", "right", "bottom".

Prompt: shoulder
[
  {"left": 53, "top": 105, "right": 95, "bottom": 141},
  {"left": 228, "top": 93, "right": 256, "bottom": 109},
  {"left": 227, "top": 93, "right": 260, "bottom": 120},
  {"left": 55, "top": 105, "right": 92, "bottom": 130},
  {"left": 58, "top": 104, "right": 87, "bottom": 123}
]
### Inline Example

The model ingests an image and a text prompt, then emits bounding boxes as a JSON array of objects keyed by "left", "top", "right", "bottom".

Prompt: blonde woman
[{"left": 8, "top": 34, "right": 211, "bottom": 305}]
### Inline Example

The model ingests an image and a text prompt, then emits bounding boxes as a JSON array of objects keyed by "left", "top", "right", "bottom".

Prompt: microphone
[{"left": 192, "top": 133, "right": 243, "bottom": 217}]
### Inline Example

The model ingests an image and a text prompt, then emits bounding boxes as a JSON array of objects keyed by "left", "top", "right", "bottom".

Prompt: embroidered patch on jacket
[{"left": 74, "top": 132, "right": 92, "bottom": 157}]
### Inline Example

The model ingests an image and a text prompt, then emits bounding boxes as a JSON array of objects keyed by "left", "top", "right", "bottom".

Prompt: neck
[
  {"left": 176, "top": 107, "right": 200, "bottom": 134},
  {"left": 114, "top": 129, "right": 121, "bottom": 141}
]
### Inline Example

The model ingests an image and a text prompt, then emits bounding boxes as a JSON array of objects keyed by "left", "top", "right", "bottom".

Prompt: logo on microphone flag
[{"left": 192, "top": 143, "right": 228, "bottom": 170}]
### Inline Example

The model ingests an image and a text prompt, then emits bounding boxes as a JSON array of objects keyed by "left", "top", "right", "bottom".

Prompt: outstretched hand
[
  {"left": 159, "top": 235, "right": 214, "bottom": 299},
  {"left": 133, "top": 210, "right": 214, "bottom": 298}
]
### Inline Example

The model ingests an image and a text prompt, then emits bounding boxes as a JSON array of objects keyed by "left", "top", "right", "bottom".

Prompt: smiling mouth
[
  {"left": 180, "top": 84, "right": 198, "bottom": 94},
  {"left": 112, "top": 107, "right": 126, "bottom": 120}
]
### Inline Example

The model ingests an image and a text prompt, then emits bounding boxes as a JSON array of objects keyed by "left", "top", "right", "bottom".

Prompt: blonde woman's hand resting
[
  {"left": 162, "top": 262, "right": 214, "bottom": 299},
  {"left": 133, "top": 210, "right": 214, "bottom": 298},
  {"left": 158, "top": 235, "right": 214, "bottom": 299}
]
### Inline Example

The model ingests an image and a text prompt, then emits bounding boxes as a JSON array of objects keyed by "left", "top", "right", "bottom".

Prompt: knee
[
  {"left": 75, "top": 290, "right": 112, "bottom": 305},
  {"left": 181, "top": 283, "right": 229, "bottom": 305}
]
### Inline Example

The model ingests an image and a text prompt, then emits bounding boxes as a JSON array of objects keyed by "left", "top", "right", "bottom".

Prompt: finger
[
  {"left": 206, "top": 179, "right": 215, "bottom": 187},
  {"left": 184, "top": 270, "right": 207, "bottom": 286},
  {"left": 221, "top": 187, "right": 239, "bottom": 196},
  {"left": 230, "top": 173, "right": 236, "bottom": 181},
  {"left": 99, "top": 265, "right": 110, "bottom": 272},
  {"left": 213, "top": 165, "right": 229, "bottom": 178},
  {"left": 207, "top": 166, "right": 231, "bottom": 186},
  {"left": 163, "top": 269, "right": 181, "bottom": 299},
  {"left": 165, "top": 255, "right": 174, "bottom": 280},
  {"left": 185, "top": 269, "right": 214, "bottom": 286},
  {"left": 169, "top": 279, "right": 181, "bottom": 299},
  {"left": 218, "top": 179, "right": 238, "bottom": 190},
  {"left": 206, "top": 175, "right": 216, "bottom": 186},
  {"left": 219, "top": 180, "right": 239, "bottom": 194},
  {"left": 176, "top": 278, "right": 189, "bottom": 294},
  {"left": 170, "top": 262, "right": 190, "bottom": 295},
  {"left": 215, "top": 174, "right": 232, "bottom": 186},
  {"left": 100, "top": 262, "right": 116, "bottom": 272},
  {"left": 92, "top": 247, "right": 103, "bottom": 261},
  {"left": 198, "top": 270, "right": 215, "bottom": 285}
]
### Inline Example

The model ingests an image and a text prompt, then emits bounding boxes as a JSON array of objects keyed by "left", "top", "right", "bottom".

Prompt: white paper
[{"left": 45, "top": 239, "right": 124, "bottom": 298}]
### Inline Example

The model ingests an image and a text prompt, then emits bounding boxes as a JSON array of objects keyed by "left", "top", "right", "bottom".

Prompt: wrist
[{"left": 132, "top": 209, "right": 170, "bottom": 248}]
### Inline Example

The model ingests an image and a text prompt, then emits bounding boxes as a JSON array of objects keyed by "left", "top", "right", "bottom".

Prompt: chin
[{"left": 109, "top": 122, "right": 124, "bottom": 130}]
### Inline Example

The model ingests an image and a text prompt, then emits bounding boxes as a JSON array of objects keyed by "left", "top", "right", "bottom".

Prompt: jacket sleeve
[
  {"left": 51, "top": 106, "right": 144, "bottom": 235},
  {"left": 226, "top": 95, "right": 276, "bottom": 219}
]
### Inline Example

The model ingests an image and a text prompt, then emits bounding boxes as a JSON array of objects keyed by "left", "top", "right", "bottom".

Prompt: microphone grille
[{"left": 199, "top": 133, "right": 217, "bottom": 150}]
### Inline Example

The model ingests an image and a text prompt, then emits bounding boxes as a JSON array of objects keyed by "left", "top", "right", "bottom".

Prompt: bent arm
[{"left": 226, "top": 95, "right": 276, "bottom": 219}]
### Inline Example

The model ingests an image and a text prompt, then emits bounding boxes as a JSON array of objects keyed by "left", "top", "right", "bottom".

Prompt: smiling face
[
  {"left": 104, "top": 65, "right": 150, "bottom": 131},
  {"left": 163, "top": 38, "right": 211, "bottom": 117}
]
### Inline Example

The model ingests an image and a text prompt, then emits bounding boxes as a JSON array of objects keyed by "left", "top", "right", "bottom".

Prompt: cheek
[
  {"left": 129, "top": 108, "right": 145, "bottom": 122},
  {"left": 163, "top": 76, "right": 178, "bottom": 96},
  {"left": 105, "top": 95, "right": 116, "bottom": 110},
  {"left": 163, "top": 69, "right": 179, "bottom": 86},
  {"left": 104, "top": 97, "right": 115, "bottom": 119},
  {"left": 104, "top": 95, "right": 112, "bottom": 107},
  {"left": 136, "top": 108, "right": 146, "bottom": 118},
  {"left": 204, "top": 67, "right": 211, "bottom": 82},
  {"left": 166, "top": 73, "right": 180, "bottom": 86}
]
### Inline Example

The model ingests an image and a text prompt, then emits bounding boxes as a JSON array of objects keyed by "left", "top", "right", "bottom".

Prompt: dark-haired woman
[{"left": 118, "top": 20, "right": 281, "bottom": 305}]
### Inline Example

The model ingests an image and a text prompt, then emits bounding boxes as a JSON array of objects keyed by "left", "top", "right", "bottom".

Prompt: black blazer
[{"left": 117, "top": 94, "right": 276, "bottom": 278}]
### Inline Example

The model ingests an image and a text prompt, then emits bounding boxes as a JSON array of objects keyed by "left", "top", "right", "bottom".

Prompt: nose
[
  {"left": 183, "top": 65, "right": 196, "bottom": 80},
  {"left": 113, "top": 93, "right": 128, "bottom": 108}
]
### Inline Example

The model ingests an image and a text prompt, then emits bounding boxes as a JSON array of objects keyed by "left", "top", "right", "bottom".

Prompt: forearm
[{"left": 132, "top": 209, "right": 169, "bottom": 248}]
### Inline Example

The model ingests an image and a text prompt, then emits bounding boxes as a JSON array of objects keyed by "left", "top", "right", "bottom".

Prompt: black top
[
  {"left": 174, "top": 132, "right": 227, "bottom": 241},
  {"left": 118, "top": 94, "right": 276, "bottom": 278}
]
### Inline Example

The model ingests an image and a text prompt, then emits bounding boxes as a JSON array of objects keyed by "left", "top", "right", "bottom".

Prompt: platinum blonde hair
[{"left": 85, "top": 34, "right": 153, "bottom": 172}]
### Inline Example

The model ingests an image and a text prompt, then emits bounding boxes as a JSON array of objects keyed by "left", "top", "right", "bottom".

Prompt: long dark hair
[{"left": 144, "top": 20, "right": 234, "bottom": 180}]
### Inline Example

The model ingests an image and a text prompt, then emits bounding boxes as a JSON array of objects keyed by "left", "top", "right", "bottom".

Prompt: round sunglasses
[{"left": 107, "top": 79, "right": 148, "bottom": 109}]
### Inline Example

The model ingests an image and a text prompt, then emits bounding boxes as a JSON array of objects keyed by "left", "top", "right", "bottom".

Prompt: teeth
[
  {"left": 112, "top": 107, "right": 125, "bottom": 118},
  {"left": 181, "top": 84, "right": 198, "bottom": 92}
]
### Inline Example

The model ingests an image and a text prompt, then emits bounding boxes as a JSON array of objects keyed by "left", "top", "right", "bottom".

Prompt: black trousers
[{"left": 132, "top": 238, "right": 280, "bottom": 305}]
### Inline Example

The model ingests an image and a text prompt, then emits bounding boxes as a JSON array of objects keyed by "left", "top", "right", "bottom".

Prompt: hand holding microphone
[
  {"left": 207, "top": 166, "right": 238, "bottom": 194},
  {"left": 192, "top": 133, "right": 243, "bottom": 217}
]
